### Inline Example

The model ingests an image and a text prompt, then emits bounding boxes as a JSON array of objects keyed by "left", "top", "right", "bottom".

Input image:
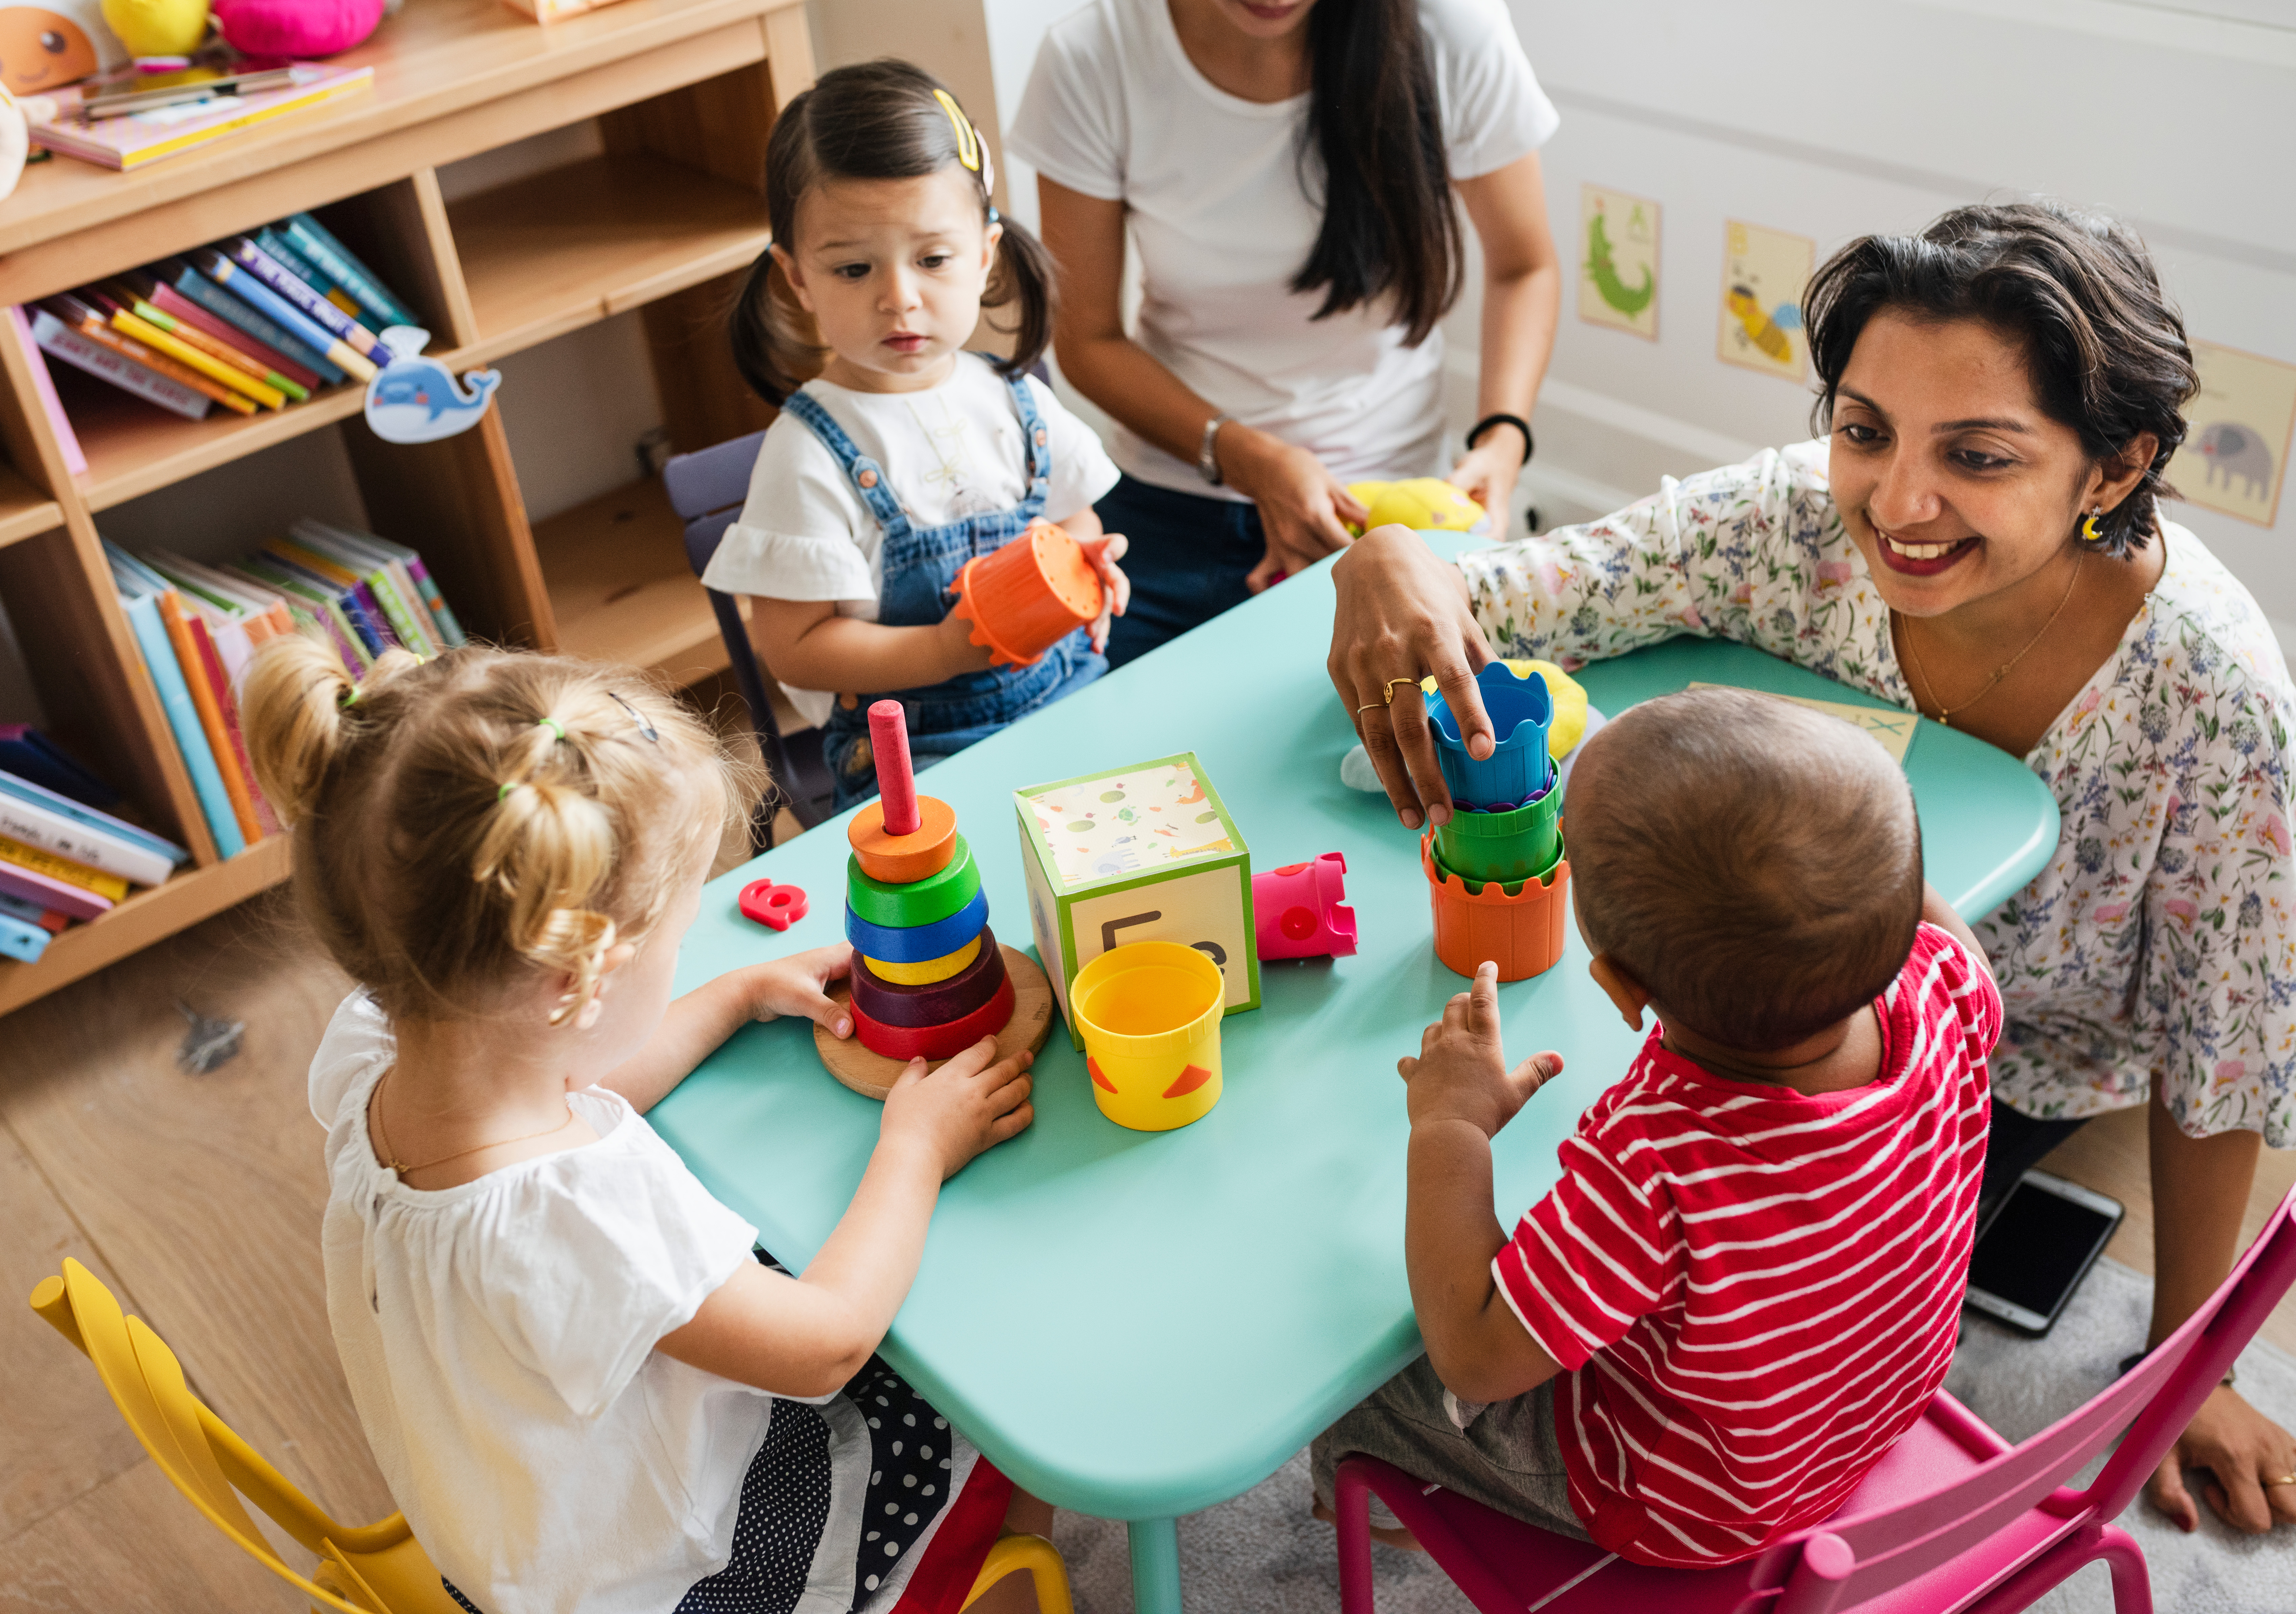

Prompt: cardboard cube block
[{"left": 1015, "top": 752, "right": 1259, "bottom": 1047}]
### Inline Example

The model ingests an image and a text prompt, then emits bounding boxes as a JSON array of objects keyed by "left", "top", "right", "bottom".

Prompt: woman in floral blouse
[{"left": 1329, "top": 202, "right": 2296, "bottom": 1533}]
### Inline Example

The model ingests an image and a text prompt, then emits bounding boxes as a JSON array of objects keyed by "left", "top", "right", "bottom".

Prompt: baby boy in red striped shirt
[{"left": 1312, "top": 686, "right": 2003, "bottom": 1568}]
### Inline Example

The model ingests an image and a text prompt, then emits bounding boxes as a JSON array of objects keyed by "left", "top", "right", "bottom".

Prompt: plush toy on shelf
[
  {"left": 99, "top": 0, "right": 207, "bottom": 61},
  {"left": 210, "top": 0, "right": 383, "bottom": 56}
]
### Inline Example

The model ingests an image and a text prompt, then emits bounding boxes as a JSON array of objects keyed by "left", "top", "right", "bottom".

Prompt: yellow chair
[{"left": 32, "top": 1257, "right": 1070, "bottom": 1614}]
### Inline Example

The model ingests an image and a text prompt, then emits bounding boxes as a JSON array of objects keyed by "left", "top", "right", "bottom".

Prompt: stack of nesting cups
[
  {"left": 844, "top": 702, "right": 1014, "bottom": 1059},
  {"left": 1421, "top": 663, "right": 1572, "bottom": 981}
]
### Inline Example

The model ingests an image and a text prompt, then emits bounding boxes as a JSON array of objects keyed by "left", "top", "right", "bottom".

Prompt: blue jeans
[{"left": 1096, "top": 474, "right": 1265, "bottom": 668}]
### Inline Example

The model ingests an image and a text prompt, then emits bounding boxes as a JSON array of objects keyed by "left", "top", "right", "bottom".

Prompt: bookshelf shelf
[
  {"left": 449, "top": 152, "right": 771, "bottom": 366},
  {"left": 0, "top": 0, "right": 814, "bottom": 1016},
  {"left": 533, "top": 476, "right": 731, "bottom": 687}
]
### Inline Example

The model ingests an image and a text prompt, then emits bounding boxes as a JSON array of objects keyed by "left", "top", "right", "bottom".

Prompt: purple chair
[{"left": 1336, "top": 1187, "right": 2296, "bottom": 1614}]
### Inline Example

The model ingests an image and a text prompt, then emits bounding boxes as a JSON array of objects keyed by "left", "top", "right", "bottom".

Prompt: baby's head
[
  {"left": 1563, "top": 687, "right": 1922, "bottom": 1053},
  {"left": 243, "top": 638, "right": 748, "bottom": 1029},
  {"left": 735, "top": 58, "right": 1054, "bottom": 403}
]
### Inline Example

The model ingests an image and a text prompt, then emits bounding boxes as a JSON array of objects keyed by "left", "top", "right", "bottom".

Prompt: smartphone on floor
[{"left": 1963, "top": 1169, "right": 2125, "bottom": 1337}]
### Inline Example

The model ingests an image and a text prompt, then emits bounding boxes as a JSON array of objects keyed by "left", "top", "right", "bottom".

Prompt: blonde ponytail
[{"left": 476, "top": 775, "right": 620, "bottom": 1025}]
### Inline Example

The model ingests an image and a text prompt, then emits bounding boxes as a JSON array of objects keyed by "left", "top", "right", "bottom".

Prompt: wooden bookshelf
[{"left": 0, "top": 0, "right": 814, "bottom": 1016}]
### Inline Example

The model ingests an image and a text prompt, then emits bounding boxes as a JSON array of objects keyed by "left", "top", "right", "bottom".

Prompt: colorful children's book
[
  {"left": 115, "top": 291, "right": 307, "bottom": 403},
  {"left": 31, "top": 309, "right": 211, "bottom": 419},
  {"left": 0, "top": 889, "right": 69, "bottom": 933},
  {"left": 48, "top": 293, "right": 256, "bottom": 414},
  {"left": 164, "top": 263, "right": 346, "bottom": 388},
  {"left": 281, "top": 212, "right": 419, "bottom": 332},
  {"left": 254, "top": 227, "right": 360, "bottom": 322},
  {"left": 223, "top": 237, "right": 389, "bottom": 365},
  {"left": 0, "top": 835, "right": 129, "bottom": 902},
  {"left": 108, "top": 552, "right": 246, "bottom": 858},
  {"left": 0, "top": 907, "right": 50, "bottom": 962},
  {"left": 110, "top": 305, "right": 285, "bottom": 409},
  {"left": 156, "top": 586, "right": 261, "bottom": 845},
  {"left": 0, "top": 779, "right": 176, "bottom": 886},
  {"left": 192, "top": 250, "right": 375, "bottom": 382},
  {"left": 0, "top": 766, "right": 186, "bottom": 869},
  {"left": 347, "top": 530, "right": 465, "bottom": 648},
  {"left": 147, "top": 280, "right": 323, "bottom": 390},
  {"left": 0, "top": 727, "right": 121, "bottom": 808},
  {"left": 0, "top": 854, "right": 113, "bottom": 920},
  {"left": 229, "top": 558, "right": 370, "bottom": 671},
  {"left": 256, "top": 540, "right": 393, "bottom": 655},
  {"left": 29, "top": 63, "right": 376, "bottom": 171},
  {"left": 142, "top": 549, "right": 294, "bottom": 644},
  {"left": 9, "top": 307, "right": 86, "bottom": 476},
  {"left": 289, "top": 520, "right": 435, "bottom": 656}
]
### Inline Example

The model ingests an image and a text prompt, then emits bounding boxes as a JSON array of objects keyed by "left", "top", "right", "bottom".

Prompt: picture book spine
[
  {"left": 356, "top": 566, "right": 428, "bottom": 655},
  {"left": 46, "top": 306, "right": 252, "bottom": 414},
  {"left": 131, "top": 301, "right": 309, "bottom": 402},
  {"left": 0, "top": 856, "right": 112, "bottom": 920},
  {"left": 150, "top": 283, "right": 323, "bottom": 390},
  {"left": 393, "top": 554, "right": 466, "bottom": 646},
  {"left": 0, "top": 790, "right": 173, "bottom": 885},
  {"left": 0, "top": 890, "right": 69, "bottom": 933},
  {"left": 224, "top": 237, "right": 387, "bottom": 363},
  {"left": 254, "top": 228, "right": 361, "bottom": 320},
  {"left": 191, "top": 613, "right": 279, "bottom": 838},
  {"left": 283, "top": 212, "right": 419, "bottom": 331},
  {"left": 113, "top": 310, "right": 286, "bottom": 409},
  {"left": 0, "top": 909, "right": 49, "bottom": 962},
  {"left": 31, "top": 312, "right": 209, "bottom": 420},
  {"left": 9, "top": 306, "right": 86, "bottom": 475},
  {"left": 0, "top": 767, "right": 187, "bottom": 865},
  {"left": 168, "top": 267, "right": 345, "bottom": 387},
  {"left": 0, "top": 835, "right": 129, "bottom": 901},
  {"left": 193, "top": 252, "right": 376, "bottom": 383},
  {"left": 237, "top": 562, "right": 372, "bottom": 670},
  {"left": 0, "top": 728, "right": 121, "bottom": 809},
  {"left": 158, "top": 595, "right": 262, "bottom": 846},
  {"left": 376, "top": 563, "right": 438, "bottom": 656},
  {"left": 261, "top": 543, "right": 389, "bottom": 655},
  {"left": 119, "top": 591, "right": 244, "bottom": 858}
]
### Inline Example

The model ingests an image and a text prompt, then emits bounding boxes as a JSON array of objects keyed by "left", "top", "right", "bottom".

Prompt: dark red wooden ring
[
  {"left": 853, "top": 973, "right": 1016, "bottom": 1062},
  {"left": 851, "top": 928, "right": 1006, "bottom": 1028}
]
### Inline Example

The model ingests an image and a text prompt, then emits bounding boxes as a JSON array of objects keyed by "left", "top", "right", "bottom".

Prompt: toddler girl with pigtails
[
  {"left": 242, "top": 636, "right": 1048, "bottom": 1614},
  {"left": 707, "top": 60, "right": 1129, "bottom": 808}
]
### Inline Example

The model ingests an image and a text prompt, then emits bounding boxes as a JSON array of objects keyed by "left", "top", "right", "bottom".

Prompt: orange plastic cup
[
  {"left": 1421, "top": 829, "right": 1571, "bottom": 982},
  {"left": 953, "top": 519, "right": 1105, "bottom": 667}
]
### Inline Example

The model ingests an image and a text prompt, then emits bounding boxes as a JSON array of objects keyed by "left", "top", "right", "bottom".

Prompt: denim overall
[{"left": 780, "top": 369, "right": 1106, "bottom": 810}]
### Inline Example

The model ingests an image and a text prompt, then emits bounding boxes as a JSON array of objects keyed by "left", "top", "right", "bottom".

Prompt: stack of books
[
  {"left": 22, "top": 213, "right": 419, "bottom": 430},
  {"left": 0, "top": 731, "right": 189, "bottom": 964},
  {"left": 100, "top": 522, "right": 466, "bottom": 866}
]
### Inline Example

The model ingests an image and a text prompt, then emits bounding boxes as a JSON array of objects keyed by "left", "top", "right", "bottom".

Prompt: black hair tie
[{"left": 1465, "top": 413, "right": 1534, "bottom": 468}]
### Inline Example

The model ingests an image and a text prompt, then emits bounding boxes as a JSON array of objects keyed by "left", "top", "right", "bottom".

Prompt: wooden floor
[{"left": 0, "top": 892, "right": 2290, "bottom": 1609}]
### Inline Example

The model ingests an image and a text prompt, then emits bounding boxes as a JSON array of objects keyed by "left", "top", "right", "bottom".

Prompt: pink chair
[{"left": 1336, "top": 1187, "right": 2296, "bottom": 1614}]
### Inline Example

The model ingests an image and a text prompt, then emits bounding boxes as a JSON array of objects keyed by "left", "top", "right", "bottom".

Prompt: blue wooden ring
[
  {"left": 851, "top": 928, "right": 1007, "bottom": 1027},
  {"left": 846, "top": 836, "right": 980, "bottom": 929},
  {"left": 844, "top": 885, "right": 990, "bottom": 962}
]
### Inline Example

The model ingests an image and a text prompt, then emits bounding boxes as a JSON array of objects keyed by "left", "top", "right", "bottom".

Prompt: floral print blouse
[{"left": 1460, "top": 441, "right": 2296, "bottom": 1146}]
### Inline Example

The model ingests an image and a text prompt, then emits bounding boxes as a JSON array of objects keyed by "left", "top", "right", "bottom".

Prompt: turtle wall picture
[
  {"left": 2170, "top": 339, "right": 2296, "bottom": 529},
  {"left": 1579, "top": 184, "right": 1660, "bottom": 341}
]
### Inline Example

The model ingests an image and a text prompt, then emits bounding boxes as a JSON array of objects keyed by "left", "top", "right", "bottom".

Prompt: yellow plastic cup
[{"left": 1070, "top": 941, "right": 1226, "bottom": 1132}]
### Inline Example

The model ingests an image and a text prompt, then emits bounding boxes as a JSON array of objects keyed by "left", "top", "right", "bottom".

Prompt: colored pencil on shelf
[
  {"left": 9, "top": 306, "right": 86, "bottom": 476},
  {"left": 281, "top": 212, "right": 419, "bottom": 331},
  {"left": 146, "top": 280, "right": 323, "bottom": 390},
  {"left": 0, "top": 855, "right": 113, "bottom": 921},
  {"left": 30, "top": 309, "right": 211, "bottom": 420},
  {"left": 192, "top": 250, "right": 376, "bottom": 382},
  {"left": 222, "top": 237, "right": 391, "bottom": 365},
  {"left": 163, "top": 263, "right": 346, "bottom": 387}
]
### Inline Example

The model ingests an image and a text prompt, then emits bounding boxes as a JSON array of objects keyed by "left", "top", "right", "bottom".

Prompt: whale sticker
[{"left": 363, "top": 326, "right": 502, "bottom": 444}]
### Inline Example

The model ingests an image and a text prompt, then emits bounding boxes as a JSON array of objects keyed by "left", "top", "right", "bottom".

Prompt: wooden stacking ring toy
[
  {"left": 863, "top": 933, "right": 980, "bottom": 986},
  {"left": 845, "top": 885, "right": 990, "bottom": 963},
  {"left": 848, "top": 794, "right": 958, "bottom": 884},
  {"left": 817, "top": 945, "right": 1055, "bottom": 1099},
  {"left": 846, "top": 836, "right": 981, "bottom": 929},
  {"left": 951, "top": 518, "right": 1105, "bottom": 668},
  {"left": 850, "top": 926, "right": 1008, "bottom": 1029},
  {"left": 848, "top": 972, "right": 1016, "bottom": 1062},
  {"left": 1422, "top": 829, "right": 1569, "bottom": 983}
]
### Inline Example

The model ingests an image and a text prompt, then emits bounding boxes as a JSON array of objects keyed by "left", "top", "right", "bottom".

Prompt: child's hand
[
  {"left": 742, "top": 944, "right": 855, "bottom": 1039},
  {"left": 1398, "top": 963, "right": 1562, "bottom": 1139},
  {"left": 936, "top": 602, "right": 998, "bottom": 678},
  {"left": 1081, "top": 532, "right": 1131, "bottom": 654},
  {"left": 881, "top": 1037, "right": 1034, "bottom": 1180}
]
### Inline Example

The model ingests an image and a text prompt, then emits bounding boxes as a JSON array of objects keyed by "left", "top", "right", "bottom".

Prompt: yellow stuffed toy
[
  {"left": 1346, "top": 477, "right": 1484, "bottom": 537},
  {"left": 101, "top": 0, "right": 207, "bottom": 60},
  {"left": 1420, "top": 659, "right": 1587, "bottom": 759}
]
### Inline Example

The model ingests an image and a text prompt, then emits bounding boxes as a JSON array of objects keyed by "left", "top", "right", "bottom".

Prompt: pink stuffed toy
[{"left": 211, "top": 0, "right": 381, "bottom": 56}]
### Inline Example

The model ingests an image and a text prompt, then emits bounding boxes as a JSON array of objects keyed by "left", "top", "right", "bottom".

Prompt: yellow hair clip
[{"left": 932, "top": 89, "right": 980, "bottom": 173}]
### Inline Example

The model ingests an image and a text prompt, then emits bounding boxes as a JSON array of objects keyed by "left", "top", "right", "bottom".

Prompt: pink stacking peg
[
  {"left": 1254, "top": 851, "right": 1358, "bottom": 960},
  {"left": 869, "top": 699, "right": 919, "bottom": 835}
]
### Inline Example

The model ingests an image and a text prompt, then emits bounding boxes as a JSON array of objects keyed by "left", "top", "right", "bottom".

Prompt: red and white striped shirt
[{"left": 1493, "top": 924, "right": 2000, "bottom": 1566}]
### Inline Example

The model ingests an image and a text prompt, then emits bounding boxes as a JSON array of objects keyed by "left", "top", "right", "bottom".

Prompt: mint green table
[{"left": 656, "top": 546, "right": 2059, "bottom": 1613}]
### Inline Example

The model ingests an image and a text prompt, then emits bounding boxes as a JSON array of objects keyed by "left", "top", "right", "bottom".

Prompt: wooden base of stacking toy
[{"left": 815, "top": 946, "right": 1056, "bottom": 1100}]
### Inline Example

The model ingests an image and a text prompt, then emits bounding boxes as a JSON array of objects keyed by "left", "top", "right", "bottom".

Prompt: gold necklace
[
  {"left": 372, "top": 1069, "right": 577, "bottom": 1177},
  {"left": 1898, "top": 551, "right": 2084, "bottom": 728}
]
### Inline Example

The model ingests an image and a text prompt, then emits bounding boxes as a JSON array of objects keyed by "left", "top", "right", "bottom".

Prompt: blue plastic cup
[{"left": 1424, "top": 663, "right": 1553, "bottom": 807}]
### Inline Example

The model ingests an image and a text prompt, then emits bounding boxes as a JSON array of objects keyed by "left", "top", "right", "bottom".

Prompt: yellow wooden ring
[{"left": 862, "top": 933, "right": 981, "bottom": 986}]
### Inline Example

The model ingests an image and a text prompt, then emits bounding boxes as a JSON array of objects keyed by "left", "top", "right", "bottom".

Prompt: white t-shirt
[
  {"left": 700, "top": 353, "right": 1120, "bottom": 726},
  {"left": 1009, "top": 0, "right": 1558, "bottom": 498},
  {"left": 310, "top": 994, "right": 794, "bottom": 1614}
]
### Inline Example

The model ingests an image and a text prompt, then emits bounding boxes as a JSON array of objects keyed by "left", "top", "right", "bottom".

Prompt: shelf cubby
[{"left": 531, "top": 475, "right": 728, "bottom": 687}]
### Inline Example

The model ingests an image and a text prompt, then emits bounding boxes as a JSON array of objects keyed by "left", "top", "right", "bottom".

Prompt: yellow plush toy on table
[
  {"left": 1345, "top": 477, "right": 1484, "bottom": 537},
  {"left": 1420, "top": 659, "right": 1587, "bottom": 758}
]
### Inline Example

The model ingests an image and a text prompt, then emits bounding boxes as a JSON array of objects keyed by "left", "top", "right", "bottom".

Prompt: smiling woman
[{"left": 1327, "top": 199, "right": 2296, "bottom": 1538}]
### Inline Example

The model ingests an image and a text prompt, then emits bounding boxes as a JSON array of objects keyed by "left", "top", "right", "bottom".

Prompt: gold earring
[{"left": 2079, "top": 507, "right": 2105, "bottom": 544}]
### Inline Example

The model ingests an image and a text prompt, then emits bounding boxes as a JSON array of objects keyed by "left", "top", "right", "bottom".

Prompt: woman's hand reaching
[
  {"left": 1448, "top": 429, "right": 1526, "bottom": 534},
  {"left": 1219, "top": 425, "right": 1368, "bottom": 592}
]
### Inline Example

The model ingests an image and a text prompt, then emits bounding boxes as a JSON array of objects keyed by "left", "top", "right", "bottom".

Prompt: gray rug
[{"left": 1050, "top": 1260, "right": 2295, "bottom": 1612}]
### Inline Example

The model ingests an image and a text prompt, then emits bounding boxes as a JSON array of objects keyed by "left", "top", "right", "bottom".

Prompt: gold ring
[
  {"left": 2267, "top": 1474, "right": 2296, "bottom": 1488},
  {"left": 1355, "top": 702, "right": 1384, "bottom": 715},
  {"left": 1381, "top": 678, "right": 1420, "bottom": 705}
]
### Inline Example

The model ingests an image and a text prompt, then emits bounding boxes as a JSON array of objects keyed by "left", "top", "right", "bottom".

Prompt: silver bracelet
[{"left": 1197, "top": 413, "right": 1233, "bottom": 485}]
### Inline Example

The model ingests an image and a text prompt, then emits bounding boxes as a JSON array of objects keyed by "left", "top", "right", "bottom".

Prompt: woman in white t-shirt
[
  {"left": 704, "top": 63, "right": 1128, "bottom": 808},
  {"left": 1010, "top": 0, "right": 1562, "bottom": 665}
]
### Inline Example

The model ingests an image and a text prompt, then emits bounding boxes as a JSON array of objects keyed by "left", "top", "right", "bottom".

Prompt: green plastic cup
[
  {"left": 1434, "top": 783, "right": 1561, "bottom": 885},
  {"left": 1428, "top": 828, "right": 1565, "bottom": 898}
]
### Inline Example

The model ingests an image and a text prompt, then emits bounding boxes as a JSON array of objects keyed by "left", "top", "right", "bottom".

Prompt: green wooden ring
[{"left": 845, "top": 835, "right": 980, "bottom": 929}]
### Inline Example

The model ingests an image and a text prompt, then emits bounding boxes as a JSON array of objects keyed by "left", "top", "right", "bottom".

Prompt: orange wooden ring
[{"left": 848, "top": 794, "right": 958, "bottom": 883}]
